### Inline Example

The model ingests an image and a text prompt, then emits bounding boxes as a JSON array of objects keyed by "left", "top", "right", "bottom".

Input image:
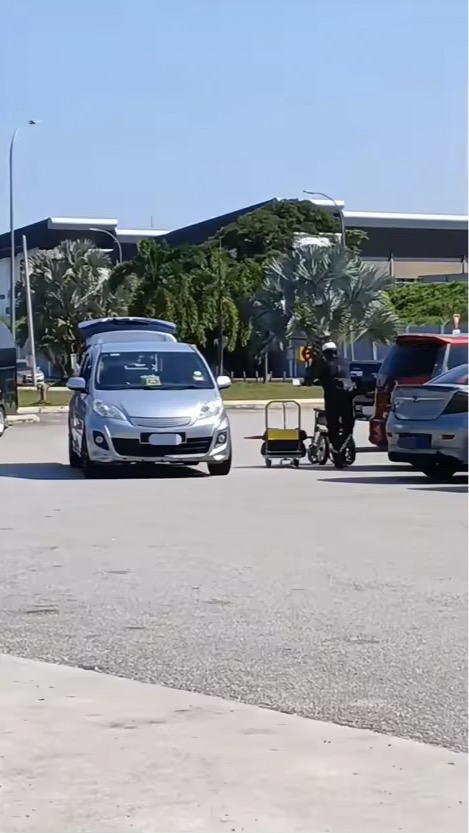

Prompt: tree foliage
[
  {"left": 215, "top": 199, "right": 366, "bottom": 261},
  {"left": 252, "top": 244, "right": 399, "bottom": 354},
  {"left": 16, "top": 240, "right": 128, "bottom": 376},
  {"left": 112, "top": 239, "right": 261, "bottom": 351},
  {"left": 388, "top": 281, "right": 468, "bottom": 325},
  {"left": 106, "top": 201, "right": 368, "bottom": 361}
]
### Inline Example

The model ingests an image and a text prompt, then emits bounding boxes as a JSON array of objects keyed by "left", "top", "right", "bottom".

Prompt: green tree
[
  {"left": 253, "top": 244, "right": 399, "bottom": 355},
  {"left": 112, "top": 239, "right": 260, "bottom": 351},
  {"left": 215, "top": 199, "right": 366, "bottom": 261},
  {"left": 388, "top": 282, "right": 468, "bottom": 327},
  {"left": 16, "top": 240, "right": 128, "bottom": 376}
]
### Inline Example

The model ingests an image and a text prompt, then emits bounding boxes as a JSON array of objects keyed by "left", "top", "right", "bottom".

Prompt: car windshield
[
  {"left": 95, "top": 350, "right": 215, "bottom": 391},
  {"left": 430, "top": 364, "right": 468, "bottom": 386}
]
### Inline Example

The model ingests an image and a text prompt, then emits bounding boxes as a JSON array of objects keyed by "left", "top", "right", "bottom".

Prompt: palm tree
[
  {"left": 16, "top": 239, "right": 127, "bottom": 376},
  {"left": 255, "top": 244, "right": 399, "bottom": 357}
]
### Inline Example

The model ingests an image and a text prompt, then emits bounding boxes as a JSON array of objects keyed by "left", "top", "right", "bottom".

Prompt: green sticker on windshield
[{"left": 142, "top": 374, "right": 161, "bottom": 387}]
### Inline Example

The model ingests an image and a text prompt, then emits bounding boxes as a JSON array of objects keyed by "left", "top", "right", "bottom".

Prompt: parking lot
[{"left": 0, "top": 411, "right": 467, "bottom": 752}]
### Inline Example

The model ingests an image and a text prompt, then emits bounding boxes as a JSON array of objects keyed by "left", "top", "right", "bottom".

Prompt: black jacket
[{"left": 309, "top": 356, "right": 353, "bottom": 396}]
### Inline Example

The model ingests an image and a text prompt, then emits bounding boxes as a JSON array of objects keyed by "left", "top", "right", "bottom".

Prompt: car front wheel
[
  {"left": 207, "top": 454, "right": 232, "bottom": 476},
  {"left": 81, "top": 435, "right": 99, "bottom": 478},
  {"left": 0, "top": 407, "right": 6, "bottom": 438},
  {"left": 68, "top": 433, "right": 81, "bottom": 468}
]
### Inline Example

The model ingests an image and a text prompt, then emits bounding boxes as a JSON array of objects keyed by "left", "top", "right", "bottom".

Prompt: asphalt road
[{"left": 0, "top": 412, "right": 467, "bottom": 751}]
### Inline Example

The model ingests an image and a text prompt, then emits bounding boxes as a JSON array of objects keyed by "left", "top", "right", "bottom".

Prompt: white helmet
[{"left": 322, "top": 341, "right": 337, "bottom": 352}]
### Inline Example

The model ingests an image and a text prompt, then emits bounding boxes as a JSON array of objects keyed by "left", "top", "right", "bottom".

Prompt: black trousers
[{"left": 324, "top": 392, "right": 355, "bottom": 450}]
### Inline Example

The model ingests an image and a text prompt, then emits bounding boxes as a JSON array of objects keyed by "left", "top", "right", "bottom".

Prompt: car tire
[
  {"left": 0, "top": 407, "right": 6, "bottom": 438},
  {"left": 421, "top": 462, "right": 458, "bottom": 481},
  {"left": 81, "top": 435, "right": 99, "bottom": 478},
  {"left": 208, "top": 455, "right": 232, "bottom": 476},
  {"left": 68, "top": 433, "right": 81, "bottom": 468}
]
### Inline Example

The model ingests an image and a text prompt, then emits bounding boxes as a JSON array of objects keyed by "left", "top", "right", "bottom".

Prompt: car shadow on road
[
  {"left": 319, "top": 471, "right": 468, "bottom": 489},
  {"left": 355, "top": 446, "right": 382, "bottom": 454},
  {"left": 0, "top": 463, "right": 208, "bottom": 481},
  {"left": 0, "top": 462, "right": 80, "bottom": 480},
  {"left": 238, "top": 463, "right": 409, "bottom": 473}
]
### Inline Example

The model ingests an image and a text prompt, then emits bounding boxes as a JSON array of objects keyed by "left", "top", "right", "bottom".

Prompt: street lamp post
[
  {"left": 9, "top": 120, "right": 40, "bottom": 341},
  {"left": 302, "top": 190, "right": 347, "bottom": 248},
  {"left": 89, "top": 227, "right": 123, "bottom": 264}
]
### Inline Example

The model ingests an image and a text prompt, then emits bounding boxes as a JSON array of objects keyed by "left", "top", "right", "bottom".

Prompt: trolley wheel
[
  {"left": 265, "top": 458, "right": 272, "bottom": 468},
  {"left": 292, "top": 458, "right": 300, "bottom": 468}
]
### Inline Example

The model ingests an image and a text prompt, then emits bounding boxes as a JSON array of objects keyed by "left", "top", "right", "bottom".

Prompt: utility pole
[
  {"left": 217, "top": 239, "right": 224, "bottom": 376},
  {"left": 22, "top": 235, "right": 37, "bottom": 387},
  {"left": 9, "top": 120, "right": 40, "bottom": 342}
]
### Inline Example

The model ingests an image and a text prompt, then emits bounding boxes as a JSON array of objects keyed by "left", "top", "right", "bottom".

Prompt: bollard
[{"left": 37, "top": 382, "right": 49, "bottom": 403}]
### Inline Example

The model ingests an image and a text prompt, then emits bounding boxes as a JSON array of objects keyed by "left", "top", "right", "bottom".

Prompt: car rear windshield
[
  {"left": 379, "top": 340, "right": 444, "bottom": 380},
  {"left": 447, "top": 343, "right": 468, "bottom": 369},
  {"left": 95, "top": 350, "right": 215, "bottom": 391},
  {"left": 431, "top": 364, "right": 468, "bottom": 386}
]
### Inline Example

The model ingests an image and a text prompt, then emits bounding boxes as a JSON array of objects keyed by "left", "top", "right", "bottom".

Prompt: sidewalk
[{"left": 0, "top": 655, "right": 466, "bottom": 833}]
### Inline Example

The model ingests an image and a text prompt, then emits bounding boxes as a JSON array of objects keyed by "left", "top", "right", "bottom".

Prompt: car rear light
[{"left": 443, "top": 392, "right": 468, "bottom": 414}]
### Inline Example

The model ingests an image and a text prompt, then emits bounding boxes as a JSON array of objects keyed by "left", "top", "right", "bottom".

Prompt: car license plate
[
  {"left": 147, "top": 434, "right": 182, "bottom": 446},
  {"left": 397, "top": 434, "right": 431, "bottom": 450}
]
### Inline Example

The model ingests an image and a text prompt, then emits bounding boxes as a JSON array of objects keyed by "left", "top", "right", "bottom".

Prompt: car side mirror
[
  {"left": 67, "top": 376, "right": 87, "bottom": 393},
  {"left": 216, "top": 375, "right": 231, "bottom": 390}
]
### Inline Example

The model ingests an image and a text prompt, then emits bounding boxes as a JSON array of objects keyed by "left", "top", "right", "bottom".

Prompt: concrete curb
[
  {"left": 18, "top": 405, "right": 69, "bottom": 415},
  {"left": 16, "top": 400, "right": 324, "bottom": 416},
  {"left": 0, "top": 654, "right": 466, "bottom": 833},
  {"left": 7, "top": 413, "right": 41, "bottom": 425}
]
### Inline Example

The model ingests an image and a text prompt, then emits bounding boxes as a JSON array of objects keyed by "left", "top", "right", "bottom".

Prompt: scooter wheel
[
  {"left": 344, "top": 439, "right": 356, "bottom": 466},
  {"left": 316, "top": 435, "right": 329, "bottom": 466}
]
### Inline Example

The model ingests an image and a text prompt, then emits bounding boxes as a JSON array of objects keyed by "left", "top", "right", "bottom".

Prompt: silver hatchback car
[
  {"left": 67, "top": 318, "right": 232, "bottom": 477},
  {"left": 387, "top": 363, "right": 468, "bottom": 479}
]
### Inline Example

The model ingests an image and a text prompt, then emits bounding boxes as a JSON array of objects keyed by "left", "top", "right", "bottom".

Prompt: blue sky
[{"left": 2, "top": 0, "right": 467, "bottom": 232}]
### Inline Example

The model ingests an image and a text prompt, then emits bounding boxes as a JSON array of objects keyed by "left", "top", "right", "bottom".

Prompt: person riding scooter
[{"left": 306, "top": 342, "right": 355, "bottom": 454}]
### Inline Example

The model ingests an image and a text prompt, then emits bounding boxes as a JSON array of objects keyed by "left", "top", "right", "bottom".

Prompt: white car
[
  {"left": 67, "top": 317, "right": 232, "bottom": 477},
  {"left": 16, "top": 359, "right": 45, "bottom": 386}
]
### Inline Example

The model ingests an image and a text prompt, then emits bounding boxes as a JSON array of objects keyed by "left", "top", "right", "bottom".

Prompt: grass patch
[
  {"left": 18, "top": 388, "right": 72, "bottom": 407},
  {"left": 222, "top": 382, "right": 322, "bottom": 400},
  {"left": 18, "top": 381, "right": 322, "bottom": 408}
]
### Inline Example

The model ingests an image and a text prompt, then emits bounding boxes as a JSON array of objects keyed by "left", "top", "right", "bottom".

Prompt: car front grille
[
  {"left": 112, "top": 437, "right": 212, "bottom": 457},
  {"left": 130, "top": 416, "right": 192, "bottom": 429}
]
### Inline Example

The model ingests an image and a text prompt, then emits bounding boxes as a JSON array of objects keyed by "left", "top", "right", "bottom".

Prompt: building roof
[
  {"left": 343, "top": 210, "right": 467, "bottom": 231},
  {"left": 0, "top": 201, "right": 467, "bottom": 262},
  {"left": 305, "top": 198, "right": 468, "bottom": 230}
]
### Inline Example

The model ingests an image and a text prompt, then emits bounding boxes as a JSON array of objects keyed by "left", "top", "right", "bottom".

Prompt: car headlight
[
  {"left": 92, "top": 400, "right": 126, "bottom": 421},
  {"left": 197, "top": 400, "right": 223, "bottom": 420}
]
